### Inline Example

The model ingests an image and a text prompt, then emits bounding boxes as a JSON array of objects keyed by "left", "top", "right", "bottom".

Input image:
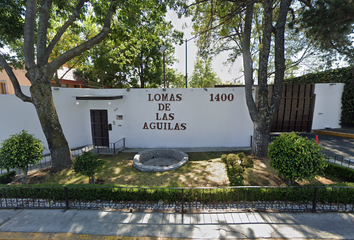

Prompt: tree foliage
[
  {"left": 0, "top": 0, "right": 186, "bottom": 172},
  {"left": 268, "top": 132, "right": 327, "bottom": 185},
  {"left": 0, "top": 130, "right": 44, "bottom": 184},
  {"left": 73, "top": 151, "right": 103, "bottom": 184},
  {"left": 189, "top": 57, "right": 221, "bottom": 88},
  {"left": 299, "top": 0, "right": 354, "bottom": 66},
  {"left": 73, "top": 2, "right": 184, "bottom": 88}
]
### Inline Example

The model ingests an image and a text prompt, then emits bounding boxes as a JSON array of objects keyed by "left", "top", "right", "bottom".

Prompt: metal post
[
  {"left": 182, "top": 188, "right": 184, "bottom": 213},
  {"left": 64, "top": 187, "right": 69, "bottom": 209},
  {"left": 163, "top": 51, "right": 166, "bottom": 88},
  {"left": 312, "top": 187, "right": 319, "bottom": 212},
  {"left": 185, "top": 39, "right": 188, "bottom": 88}
]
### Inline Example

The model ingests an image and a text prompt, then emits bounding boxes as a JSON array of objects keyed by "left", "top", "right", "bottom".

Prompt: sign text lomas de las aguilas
[{"left": 143, "top": 93, "right": 186, "bottom": 130}]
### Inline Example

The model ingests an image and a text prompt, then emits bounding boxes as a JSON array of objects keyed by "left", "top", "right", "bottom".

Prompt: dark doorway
[{"left": 90, "top": 110, "right": 109, "bottom": 147}]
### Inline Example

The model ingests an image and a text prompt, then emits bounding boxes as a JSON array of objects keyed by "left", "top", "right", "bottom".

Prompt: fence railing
[
  {"left": 323, "top": 152, "right": 354, "bottom": 169},
  {"left": 91, "top": 138, "right": 125, "bottom": 154},
  {"left": 1, "top": 185, "right": 353, "bottom": 213},
  {"left": 0, "top": 138, "right": 126, "bottom": 175}
]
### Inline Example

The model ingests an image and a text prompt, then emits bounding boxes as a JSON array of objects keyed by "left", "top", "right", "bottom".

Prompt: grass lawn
[{"left": 11, "top": 151, "right": 350, "bottom": 187}]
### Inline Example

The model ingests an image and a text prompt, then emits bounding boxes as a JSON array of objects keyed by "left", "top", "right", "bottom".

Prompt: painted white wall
[
  {"left": 312, "top": 83, "right": 345, "bottom": 130},
  {"left": 0, "top": 84, "right": 345, "bottom": 152},
  {"left": 0, "top": 87, "right": 254, "bottom": 150}
]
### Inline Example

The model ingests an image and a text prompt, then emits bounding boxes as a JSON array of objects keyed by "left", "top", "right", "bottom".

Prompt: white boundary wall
[
  {"left": 0, "top": 84, "right": 344, "bottom": 152},
  {"left": 0, "top": 87, "right": 254, "bottom": 151}
]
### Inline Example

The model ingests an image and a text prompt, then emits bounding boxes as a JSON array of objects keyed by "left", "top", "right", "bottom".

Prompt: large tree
[
  {"left": 0, "top": 0, "right": 184, "bottom": 172},
  {"left": 191, "top": 0, "right": 292, "bottom": 157}
]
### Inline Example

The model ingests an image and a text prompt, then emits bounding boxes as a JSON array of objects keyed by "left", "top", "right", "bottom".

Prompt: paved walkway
[{"left": 1, "top": 209, "right": 354, "bottom": 239}]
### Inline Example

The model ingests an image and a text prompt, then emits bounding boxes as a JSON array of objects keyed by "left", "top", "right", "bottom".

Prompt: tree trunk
[
  {"left": 89, "top": 175, "right": 95, "bottom": 184},
  {"left": 252, "top": 120, "right": 271, "bottom": 157},
  {"left": 29, "top": 74, "right": 73, "bottom": 172},
  {"left": 21, "top": 165, "right": 28, "bottom": 184}
]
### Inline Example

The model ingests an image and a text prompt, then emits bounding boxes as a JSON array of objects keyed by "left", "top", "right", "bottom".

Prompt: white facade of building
[{"left": 0, "top": 84, "right": 344, "bottom": 153}]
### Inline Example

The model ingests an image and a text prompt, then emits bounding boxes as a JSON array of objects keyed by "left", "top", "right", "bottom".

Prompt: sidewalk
[{"left": 1, "top": 209, "right": 354, "bottom": 239}]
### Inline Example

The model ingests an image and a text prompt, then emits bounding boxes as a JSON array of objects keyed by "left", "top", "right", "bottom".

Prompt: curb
[{"left": 314, "top": 130, "right": 354, "bottom": 139}]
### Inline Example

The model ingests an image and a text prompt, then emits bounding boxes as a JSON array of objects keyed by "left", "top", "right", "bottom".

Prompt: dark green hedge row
[
  {"left": 340, "top": 81, "right": 354, "bottom": 127},
  {"left": 284, "top": 67, "right": 354, "bottom": 84},
  {"left": 285, "top": 67, "right": 354, "bottom": 127},
  {"left": 324, "top": 162, "right": 354, "bottom": 183},
  {"left": 1, "top": 186, "right": 353, "bottom": 204},
  {"left": 0, "top": 171, "right": 16, "bottom": 184}
]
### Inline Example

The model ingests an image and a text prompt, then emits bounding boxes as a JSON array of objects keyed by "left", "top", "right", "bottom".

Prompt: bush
[
  {"left": 222, "top": 153, "right": 255, "bottom": 186},
  {"left": 340, "top": 80, "right": 354, "bottom": 127},
  {"left": 0, "top": 130, "right": 44, "bottom": 184},
  {"left": 226, "top": 154, "right": 239, "bottom": 167},
  {"left": 324, "top": 163, "right": 354, "bottom": 183},
  {"left": 0, "top": 171, "right": 16, "bottom": 184},
  {"left": 268, "top": 132, "right": 327, "bottom": 185},
  {"left": 242, "top": 156, "right": 254, "bottom": 168},
  {"left": 73, "top": 151, "right": 103, "bottom": 184},
  {"left": 221, "top": 154, "right": 227, "bottom": 164}
]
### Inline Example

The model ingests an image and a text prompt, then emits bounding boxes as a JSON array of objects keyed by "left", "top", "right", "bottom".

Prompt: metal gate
[
  {"left": 90, "top": 110, "right": 109, "bottom": 147},
  {"left": 256, "top": 84, "right": 316, "bottom": 133}
]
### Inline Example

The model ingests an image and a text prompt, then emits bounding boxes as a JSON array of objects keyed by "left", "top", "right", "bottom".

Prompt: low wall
[{"left": 0, "top": 84, "right": 344, "bottom": 151}]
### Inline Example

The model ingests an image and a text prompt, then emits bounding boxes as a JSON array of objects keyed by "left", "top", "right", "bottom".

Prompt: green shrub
[
  {"left": 237, "top": 152, "right": 246, "bottom": 160},
  {"left": 221, "top": 154, "right": 227, "bottom": 164},
  {"left": 73, "top": 151, "right": 103, "bottom": 184},
  {"left": 242, "top": 156, "right": 254, "bottom": 168},
  {"left": 0, "top": 130, "right": 44, "bottom": 184},
  {"left": 0, "top": 171, "right": 16, "bottom": 184},
  {"left": 324, "top": 162, "right": 354, "bottom": 182},
  {"left": 268, "top": 132, "right": 327, "bottom": 185},
  {"left": 340, "top": 80, "right": 354, "bottom": 127},
  {"left": 226, "top": 154, "right": 239, "bottom": 167}
]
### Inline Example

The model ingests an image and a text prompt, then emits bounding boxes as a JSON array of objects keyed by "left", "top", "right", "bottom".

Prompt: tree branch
[
  {"left": 0, "top": 55, "right": 32, "bottom": 103},
  {"left": 43, "top": 0, "right": 88, "bottom": 63},
  {"left": 37, "top": 0, "right": 53, "bottom": 66},
  {"left": 49, "top": 2, "right": 116, "bottom": 72},
  {"left": 298, "top": 0, "right": 313, "bottom": 8},
  {"left": 24, "top": 0, "right": 38, "bottom": 70}
]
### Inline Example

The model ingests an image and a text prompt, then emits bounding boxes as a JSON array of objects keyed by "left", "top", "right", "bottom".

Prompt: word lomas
[{"left": 143, "top": 93, "right": 187, "bottom": 130}]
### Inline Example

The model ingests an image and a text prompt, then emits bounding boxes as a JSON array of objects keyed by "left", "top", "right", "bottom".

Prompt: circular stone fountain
[{"left": 133, "top": 149, "right": 188, "bottom": 172}]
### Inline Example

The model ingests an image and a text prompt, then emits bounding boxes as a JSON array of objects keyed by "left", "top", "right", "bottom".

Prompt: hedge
[
  {"left": 0, "top": 185, "right": 353, "bottom": 204},
  {"left": 0, "top": 171, "right": 16, "bottom": 184},
  {"left": 324, "top": 162, "right": 354, "bottom": 183}
]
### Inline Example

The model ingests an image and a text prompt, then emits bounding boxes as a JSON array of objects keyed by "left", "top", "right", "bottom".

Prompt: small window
[
  {"left": 61, "top": 83, "right": 69, "bottom": 88},
  {"left": 0, "top": 81, "right": 7, "bottom": 94},
  {"left": 116, "top": 115, "right": 123, "bottom": 120}
]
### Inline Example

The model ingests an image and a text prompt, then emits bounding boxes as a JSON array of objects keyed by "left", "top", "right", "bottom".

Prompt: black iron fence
[
  {"left": 1, "top": 185, "right": 353, "bottom": 213},
  {"left": 323, "top": 152, "right": 354, "bottom": 170},
  {"left": 91, "top": 138, "right": 125, "bottom": 154}
]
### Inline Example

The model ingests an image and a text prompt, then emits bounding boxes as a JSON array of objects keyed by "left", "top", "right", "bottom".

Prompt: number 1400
[{"left": 210, "top": 93, "right": 234, "bottom": 102}]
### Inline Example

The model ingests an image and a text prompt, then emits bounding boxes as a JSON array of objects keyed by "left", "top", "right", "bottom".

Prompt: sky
[{"left": 166, "top": 10, "right": 244, "bottom": 84}]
